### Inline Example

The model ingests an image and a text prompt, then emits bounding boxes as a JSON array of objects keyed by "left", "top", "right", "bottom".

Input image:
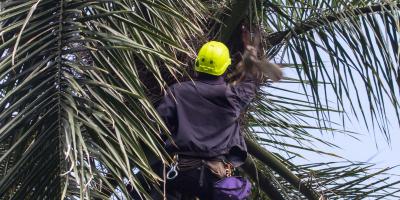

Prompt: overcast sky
[{"left": 270, "top": 61, "right": 400, "bottom": 198}]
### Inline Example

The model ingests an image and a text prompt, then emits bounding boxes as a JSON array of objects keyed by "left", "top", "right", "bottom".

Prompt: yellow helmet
[{"left": 195, "top": 41, "right": 231, "bottom": 76}]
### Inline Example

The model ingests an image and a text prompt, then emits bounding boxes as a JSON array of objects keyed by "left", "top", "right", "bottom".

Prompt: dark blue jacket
[{"left": 157, "top": 74, "right": 256, "bottom": 166}]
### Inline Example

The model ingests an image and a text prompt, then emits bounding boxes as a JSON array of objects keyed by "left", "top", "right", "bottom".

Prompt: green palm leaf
[{"left": 0, "top": 0, "right": 205, "bottom": 199}]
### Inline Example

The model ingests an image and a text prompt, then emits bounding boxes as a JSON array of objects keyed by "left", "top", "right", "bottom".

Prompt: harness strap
[
  {"left": 178, "top": 157, "right": 203, "bottom": 171},
  {"left": 171, "top": 155, "right": 235, "bottom": 186},
  {"left": 199, "top": 160, "right": 205, "bottom": 187}
]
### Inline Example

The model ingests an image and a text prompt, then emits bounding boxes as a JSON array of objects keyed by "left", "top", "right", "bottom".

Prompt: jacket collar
[{"left": 196, "top": 73, "right": 225, "bottom": 85}]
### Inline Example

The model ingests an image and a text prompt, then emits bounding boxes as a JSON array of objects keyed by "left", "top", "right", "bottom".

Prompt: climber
[{"left": 155, "top": 40, "right": 282, "bottom": 200}]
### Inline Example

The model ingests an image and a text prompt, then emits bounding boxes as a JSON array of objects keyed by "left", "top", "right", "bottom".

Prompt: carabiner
[{"left": 167, "top": 163, "right": 178, "bottom": 180}]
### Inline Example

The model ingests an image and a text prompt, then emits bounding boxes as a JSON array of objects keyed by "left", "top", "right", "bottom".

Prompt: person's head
[{"left": 194, "top": 41, "right": 231, "bottom": 76}]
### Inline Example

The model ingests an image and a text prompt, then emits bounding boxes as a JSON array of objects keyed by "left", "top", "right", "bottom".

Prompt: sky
[
  {"left": 269, "top": 61, "right": 400, "bottom": 199},
  {"left": 277, "top": 67, "right": 400, "bottom": 161},
  {"left": 271, "top": 11, "right": 400, "bottom": 182}
]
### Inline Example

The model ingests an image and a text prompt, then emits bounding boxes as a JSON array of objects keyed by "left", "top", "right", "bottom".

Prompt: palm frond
[
  {"left": 263, "top": 1, "right": 400, "bottom": 137},
  {"left": 0, "top": 0, "right": 205, "bottom": 199},
  {"left": 247, "top": 156, "right": 400, "bottom": 199}
]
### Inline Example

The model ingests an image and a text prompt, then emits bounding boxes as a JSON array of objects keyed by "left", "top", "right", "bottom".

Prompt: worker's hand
[
  {"left": 255, "top": 59, "right": 283, "bottom": 82},
  {"left": 247, "top": 45, "right": 258, "bottom": 57},
  {"left": 232, "top": 25, "right": 283, "bottom": 83},
  {"left": 241, "top": 46, "right": 258, "bottom": 76},
  {"left": 241, "top": 45, "right": 283, "bottom": 82}
]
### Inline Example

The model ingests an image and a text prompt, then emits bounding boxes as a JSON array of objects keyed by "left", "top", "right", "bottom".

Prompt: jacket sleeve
[
  {"left": 228, "top": 75, "right": 257, "bottom": 111},
  {"left": 156, "top": 87, "right": 177, "bottom": 134}
]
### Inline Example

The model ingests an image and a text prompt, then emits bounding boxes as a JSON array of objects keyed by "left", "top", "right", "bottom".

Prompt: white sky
[{"left": 269, "top": 62, "right": 400, "bottom": 199}]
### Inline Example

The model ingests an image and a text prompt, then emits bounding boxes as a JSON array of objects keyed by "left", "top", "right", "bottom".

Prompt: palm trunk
[
  {"left": 241, "top": 157, "right": 285, "bottom": 200},
  {"left": 246, "top": 138, "right": 320, "bottom": 200}
]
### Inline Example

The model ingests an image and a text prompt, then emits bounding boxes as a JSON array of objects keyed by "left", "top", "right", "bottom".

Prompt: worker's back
[{"left": 157, "top": 74, "right": 256, "bottom": 163}]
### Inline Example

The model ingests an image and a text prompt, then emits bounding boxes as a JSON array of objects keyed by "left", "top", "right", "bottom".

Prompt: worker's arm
[
  {"left": 156, "top": 87, "right": 177, "bottom": 134},
  {"left": 228, "top": 74, "right": 257, "bottom": 111},
  {"left": 228, "top": 44, "right": 282, "bottom": 111},
  {"left": 228, "top": 45, "right": 259, "bottom": 111}
]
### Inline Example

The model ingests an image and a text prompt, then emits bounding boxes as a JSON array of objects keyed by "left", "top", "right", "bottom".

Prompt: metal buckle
[
  {"left": 223, "top": 160, "right": 234, "bottom": 177},
  {"left": 167, "top": 155, "right": 179, "bottom": 180},
  {"left": 166, "top": 163, "right": 179, "bottom": 180}
]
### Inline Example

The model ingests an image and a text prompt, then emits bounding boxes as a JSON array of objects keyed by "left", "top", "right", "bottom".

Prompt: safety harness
[{"left": 166, "top": 154, "right": 234, "bottom": 187}]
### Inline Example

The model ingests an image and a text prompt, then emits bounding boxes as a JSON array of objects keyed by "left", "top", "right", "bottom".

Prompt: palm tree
[{"left": 1, "top": 0, "right": 399, "bottom": 199}]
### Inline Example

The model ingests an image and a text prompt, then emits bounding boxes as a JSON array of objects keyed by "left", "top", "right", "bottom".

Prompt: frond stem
[
  {"left": 57, "top": 0, "right": 65, "bottom": 197},
  {"left": 266, "top": 3, "right": 400, "bottom": 46}
]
